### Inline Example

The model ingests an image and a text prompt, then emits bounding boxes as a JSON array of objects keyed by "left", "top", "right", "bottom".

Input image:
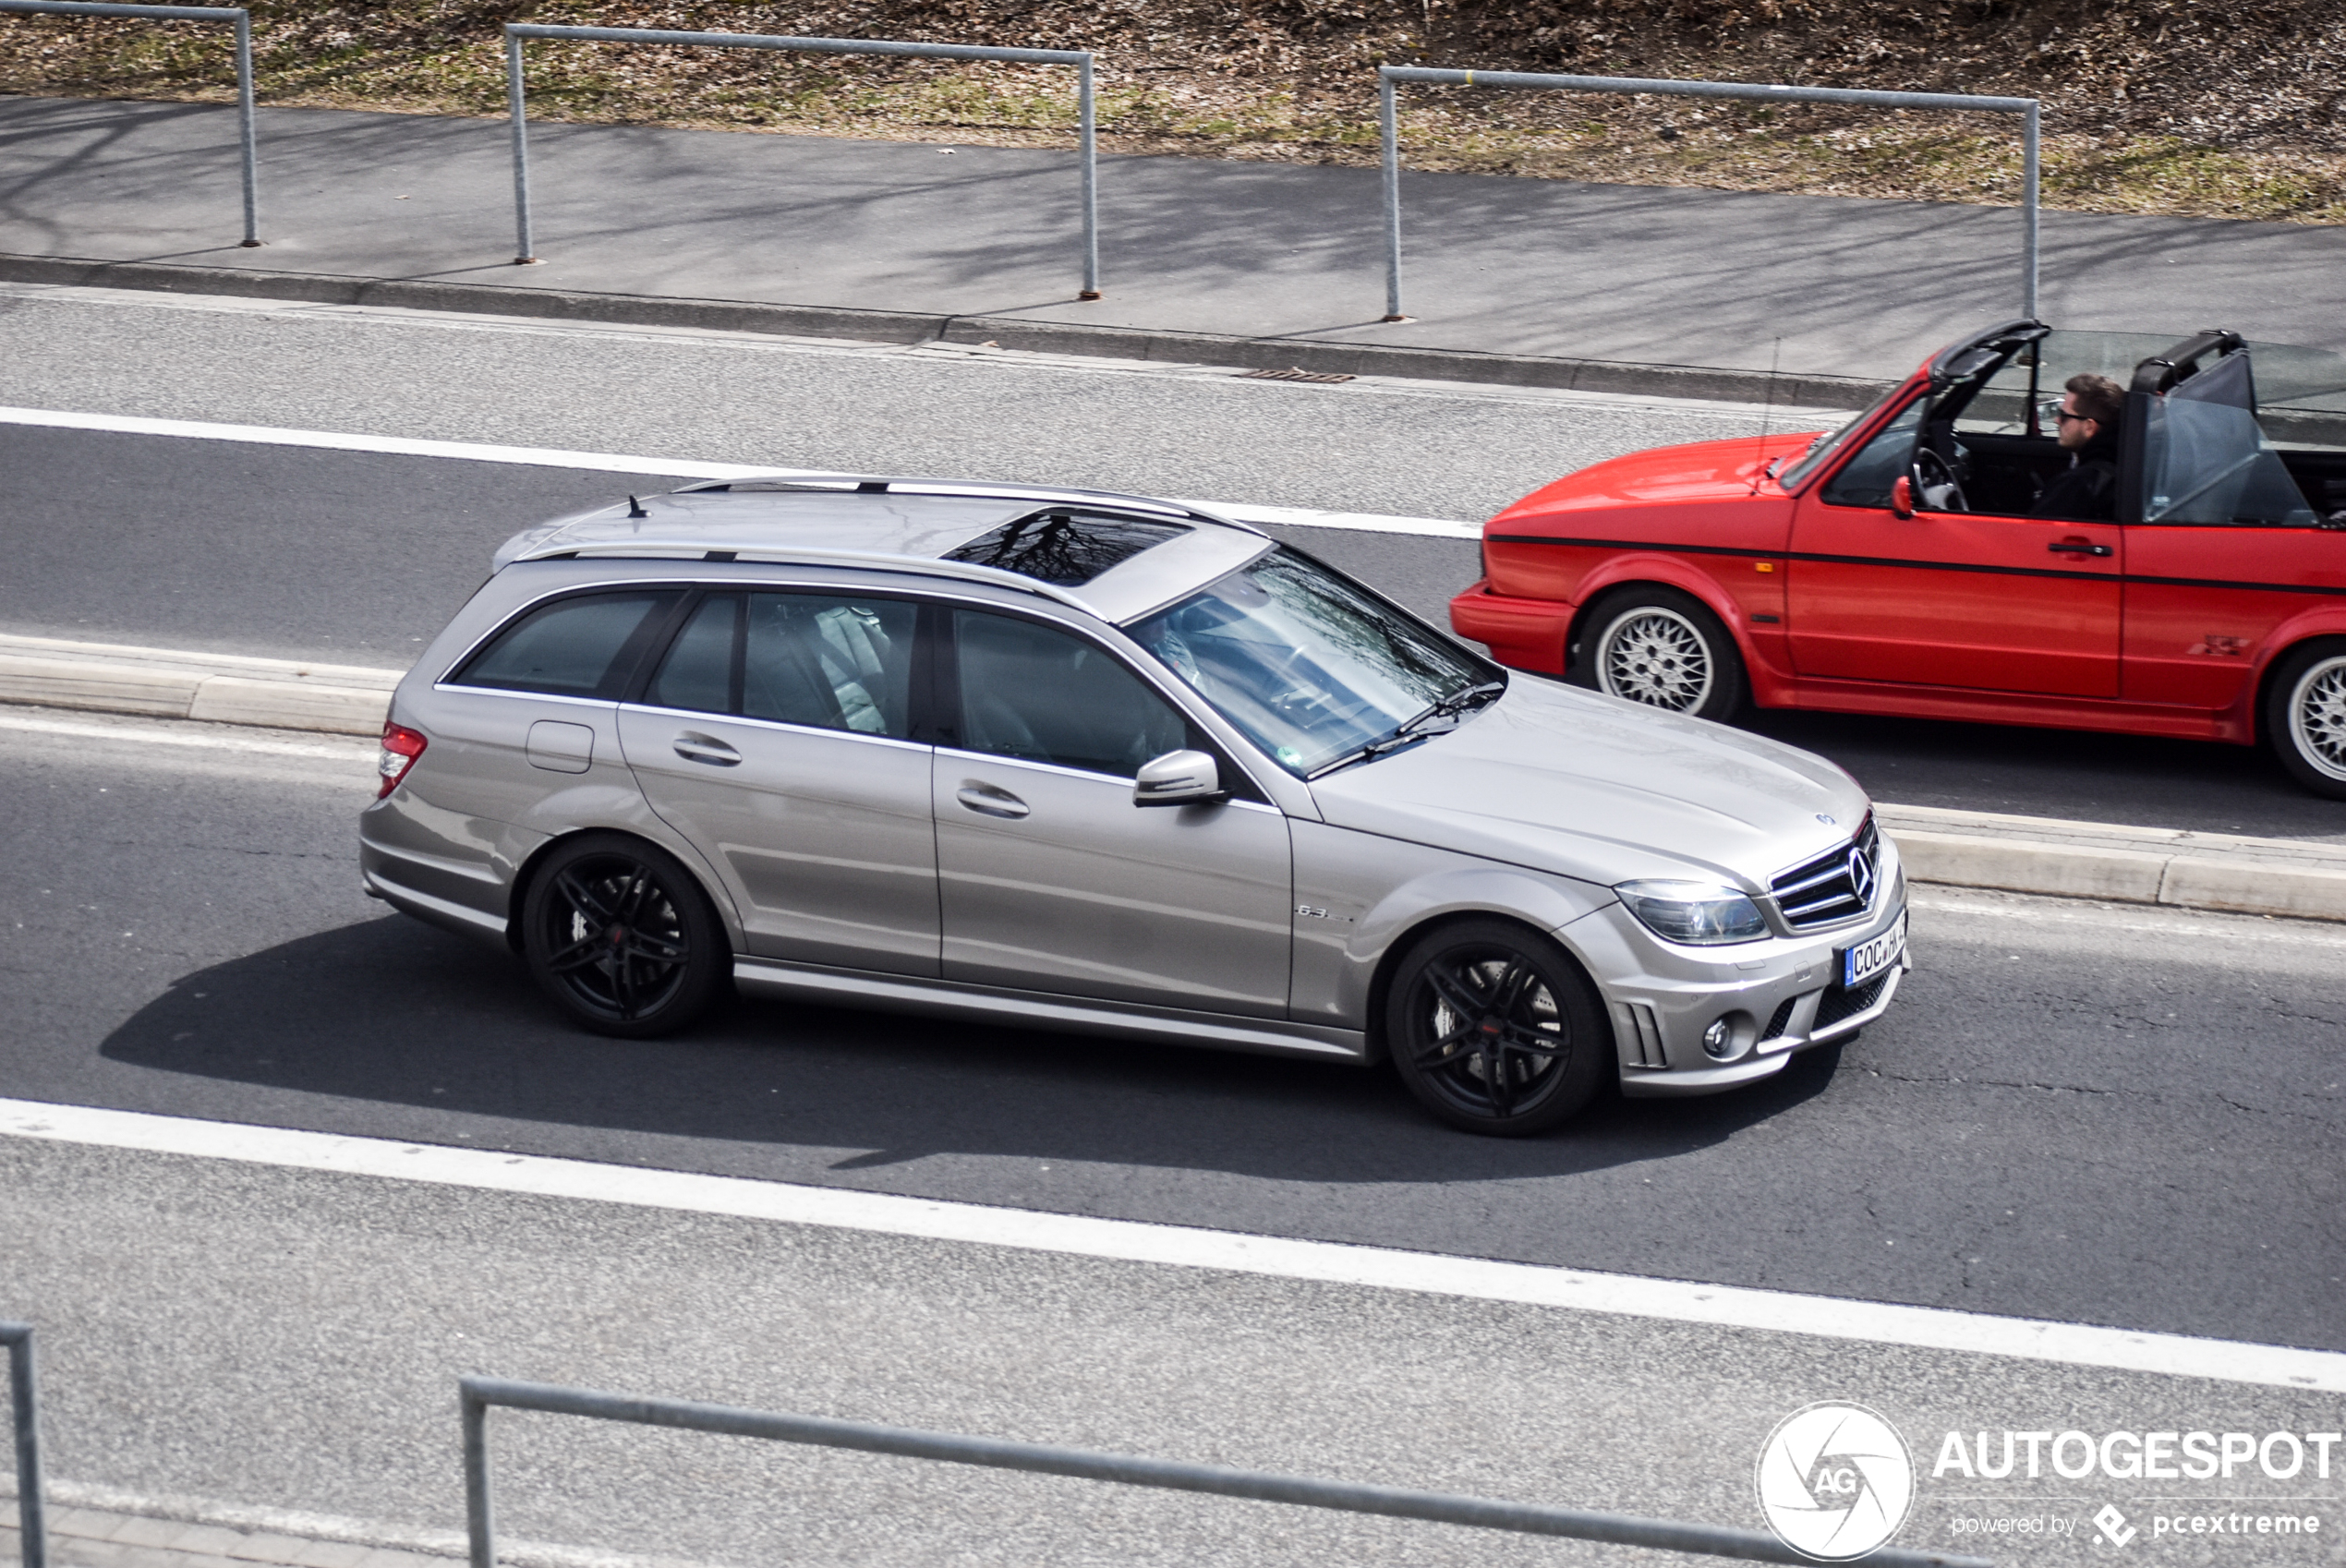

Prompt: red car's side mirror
[{"left": 1891, "top": 476, "right": 1917, "bottom": 519}]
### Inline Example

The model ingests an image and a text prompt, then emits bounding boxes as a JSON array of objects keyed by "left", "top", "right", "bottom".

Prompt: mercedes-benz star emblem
[{"left": 1846, "top": 847, "right": 1876, "bottom": 904}]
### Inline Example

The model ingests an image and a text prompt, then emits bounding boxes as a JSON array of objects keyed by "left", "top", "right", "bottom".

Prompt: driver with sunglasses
[{"left": 2031, "top": 373, "right": 2125, "bottom": 521}]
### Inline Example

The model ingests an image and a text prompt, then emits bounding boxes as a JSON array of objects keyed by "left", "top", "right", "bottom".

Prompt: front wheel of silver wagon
[{"left": 1384, "top": 920, "right": 1607, "bottom": 1137}]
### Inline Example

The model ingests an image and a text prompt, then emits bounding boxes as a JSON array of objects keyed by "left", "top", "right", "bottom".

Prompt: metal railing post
[
  {"left": 0, "top": 1, "right": 261, "bottom": 245},
  {"left": 2, "top": 1323, "right": 45, "bottom": 1568},
  {"left": 498, "top": 26, "right": 1097, "bottom": 294},
  {"left": 1076, "top": 54, "right": 1099, "bottom": 299},
  {"left": 461, "top": 1384, "right": 495, "bottom": 1568},
  {"left": 1379, "top": 70, "right": 1403, "bottom": 321},
  {"left": 231, "top": 6, "right": 257, "bottom": 244},
  {"left": 2021, "top": 100, "right": 2040, "bottom": 320},
  {"left": 504, "top": 30, "right": 535, "bottom": 264},
  {"left": 455, "top": 1376, "right": 1990, "bottom": 1568},
  {"left": 1375, "top": 66, "right": 2043, "bottom": 326}
]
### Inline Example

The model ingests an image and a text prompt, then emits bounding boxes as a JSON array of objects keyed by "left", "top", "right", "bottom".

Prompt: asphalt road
[
  {"left": 3, "top": 282, "right": 2343, "bottom": 838},
  {"left": 2, "top": 710, "right": 2339, "bottom": 1356}
]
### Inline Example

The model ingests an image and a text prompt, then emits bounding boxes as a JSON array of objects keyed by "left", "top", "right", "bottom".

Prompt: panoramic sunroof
[{"left": 944, "top": 510, "right": 1191, "bottom": 585}]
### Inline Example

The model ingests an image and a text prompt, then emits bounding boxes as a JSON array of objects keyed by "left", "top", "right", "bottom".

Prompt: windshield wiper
[
  {"left": 1307, "top": 680, "right": 1506, "bottom": 779},
  {"left": 1401, "top": 680, "right": 1506, "bottom": 734}
]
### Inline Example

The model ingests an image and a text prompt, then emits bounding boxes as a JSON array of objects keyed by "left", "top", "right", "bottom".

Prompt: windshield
[
  {"left": 1775, "top": 386, "right": 1901, "bottom": 491},
  {"left": 1127, "top": 547, "right": 1494, "bottom": 778}
]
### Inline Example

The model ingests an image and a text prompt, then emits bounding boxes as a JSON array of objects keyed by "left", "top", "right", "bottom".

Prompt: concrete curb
[
  {"left": 0, "top": 252, "right": 1893, "bottom": 411},
  {"left": 1877, "top": 804, "right": 2346, "bottom": 923},
  {"left": 6, "top": 634, "right": 2340, "bottom": 923},
  {"left": 0, "top": 634, "right": 396, "bottom": 736}
]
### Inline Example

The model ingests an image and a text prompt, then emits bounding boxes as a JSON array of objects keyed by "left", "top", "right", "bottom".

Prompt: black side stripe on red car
[{"left": 1482, "top": 534, "right": 2346, "bottom": 598}]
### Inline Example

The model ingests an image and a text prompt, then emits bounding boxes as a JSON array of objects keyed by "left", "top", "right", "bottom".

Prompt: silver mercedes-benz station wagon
[{"left": 360, "top": 476, "right": 1908, "bottom": 1135}]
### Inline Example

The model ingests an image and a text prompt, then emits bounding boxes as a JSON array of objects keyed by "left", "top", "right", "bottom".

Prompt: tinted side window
[
  {"left": 1821, "top": 400, "right": 1926, "bottom": 510},
  {"left": 455, "top": 591, "right": 679, "bottom": 699},
  {"left": 743, "top": 594, "right": 918, "bottom": 738},
  {"left": 952, "top": 610, "right": 1187, "bottom": 777},
  {"left": 645, "top": 594, "right": 739, "bottom": 714}
]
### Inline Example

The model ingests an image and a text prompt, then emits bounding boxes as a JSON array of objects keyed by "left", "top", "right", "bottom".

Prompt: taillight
[{"left": 378, "top": 721, "right": 428, "bottom": 799}]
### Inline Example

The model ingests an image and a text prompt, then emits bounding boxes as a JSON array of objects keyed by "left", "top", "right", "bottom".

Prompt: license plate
[{"left": 1839, "top": 912, "right": 1907, "bottom": 990}]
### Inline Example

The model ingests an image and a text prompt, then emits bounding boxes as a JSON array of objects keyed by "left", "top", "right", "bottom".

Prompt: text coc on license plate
[{"left": 1839, "top": 912, "right": 1907, "bottom": 989}]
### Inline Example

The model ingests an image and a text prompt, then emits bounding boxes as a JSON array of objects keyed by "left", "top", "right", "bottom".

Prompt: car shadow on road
[{"left": 98, "top": 914, "right": 1844, "bottom": 1188}]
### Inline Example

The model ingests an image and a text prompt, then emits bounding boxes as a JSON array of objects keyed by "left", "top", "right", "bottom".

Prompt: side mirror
[
  {"left": 1891, "top": 475, "right": 1917, "bottom": 519},
  {"left": 1133, "top": 749, "right": 1222, "bottom": 807}
]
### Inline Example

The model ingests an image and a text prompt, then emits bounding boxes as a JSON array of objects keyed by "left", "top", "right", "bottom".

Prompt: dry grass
[{"left": 3, "top": 0, "right": 2341, "bottom": 224}]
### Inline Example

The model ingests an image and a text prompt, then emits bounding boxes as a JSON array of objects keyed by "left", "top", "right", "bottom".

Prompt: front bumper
[
  {"left": 1557, "top": 857, "right": 1911, "bottom": 1099},
  {"left": 1448, "top": 579, "right": 1573, "bottom": 674}
]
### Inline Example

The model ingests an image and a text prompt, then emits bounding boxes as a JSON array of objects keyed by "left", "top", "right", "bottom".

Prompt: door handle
[
  {"left": 956, "top": 781, "right": 1030, "bottom": 819},
  {"left": 672, "top": 732, "right": 742, "bottom": 766},
  {"left": 2047, "top": 539, "right": 2114, "bottom": 558}
]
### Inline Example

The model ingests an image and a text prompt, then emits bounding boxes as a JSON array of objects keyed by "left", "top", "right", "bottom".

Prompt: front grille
[
  {"left": 1770, "top": 817, "right": 1881, "bottom": 932},
  {"left": 1760, "top": 995, "right": 1799, "bottom": 1041},
  {"left": 1814, "top": 973, "right": 1890, "bottom": 1031}
]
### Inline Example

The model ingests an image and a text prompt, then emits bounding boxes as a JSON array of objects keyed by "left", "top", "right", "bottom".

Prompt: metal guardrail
[
  {"left": 501, "top": 25, "right": 1101, "bottom": 298},
  {"left": 1376, "top": 66, "right": 2040, "bottom": 324},
  {"left": 1, "top": 1323, "right": 45, "bottom": 1568},
  {"left": 0, "top": 0, "right": 260, "bottom": 247},
  {"left": 460, "top": 1377, "right": 1990, "bottom": 1568}
]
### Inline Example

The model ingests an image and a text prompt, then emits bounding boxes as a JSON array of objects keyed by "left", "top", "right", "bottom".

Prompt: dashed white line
[{"left": 2, "top": 1098, "right": 2338, "bottom": 1393}]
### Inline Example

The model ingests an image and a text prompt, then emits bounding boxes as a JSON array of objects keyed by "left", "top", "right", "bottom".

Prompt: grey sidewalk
[{"left": 2, "top": 93, "right": 2342, "bottom": 393}]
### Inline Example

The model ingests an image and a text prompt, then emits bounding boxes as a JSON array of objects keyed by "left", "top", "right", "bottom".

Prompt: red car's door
[{"left": 1786, "top": 397, "right": 2122, "bottom": 697}]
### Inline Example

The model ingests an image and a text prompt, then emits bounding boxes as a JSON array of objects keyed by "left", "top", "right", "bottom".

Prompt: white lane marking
[
  {"left": 0, "top": 711, "right": 374, "bottom": 760},
  {"left": 0, "top": 405, "right": 1481, "bottom": 539},
  {"left": 1, "top": 1097, "right": 2336, "bottom": 1393}
]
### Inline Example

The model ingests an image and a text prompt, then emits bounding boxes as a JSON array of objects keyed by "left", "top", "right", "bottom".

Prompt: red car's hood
[{"left": 1495, "top": 432, "right": 1820, "bottom": 521}]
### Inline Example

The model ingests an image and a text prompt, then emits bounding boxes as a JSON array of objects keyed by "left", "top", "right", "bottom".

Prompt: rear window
[
  {"left": 944, "top": 510, "right": 1189, "bottom": 585},
  {"left": 453, "top": 591, "right": 680, "bottom": 699}
]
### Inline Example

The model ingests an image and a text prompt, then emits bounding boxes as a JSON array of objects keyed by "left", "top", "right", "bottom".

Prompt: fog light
[{"left": 1701, "top": 1018, "right": 1735, "bottom": 1059}]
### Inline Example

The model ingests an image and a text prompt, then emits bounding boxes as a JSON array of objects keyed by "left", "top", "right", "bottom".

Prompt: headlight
[{"left": 1615, "top": 880, "right": 1771, "bottom": 945}]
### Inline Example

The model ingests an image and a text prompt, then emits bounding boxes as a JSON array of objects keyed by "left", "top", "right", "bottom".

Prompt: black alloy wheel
[
  {"left": 1385, "top": 920, "right": 1606, "bottom": 1136},
  {"left": 522, "top": 834, "right": 727, "bottom": 1037}
]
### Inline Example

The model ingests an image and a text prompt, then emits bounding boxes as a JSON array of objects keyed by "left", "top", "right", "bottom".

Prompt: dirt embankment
[{"left": 3, "top": 0, "right": 2340, "bottom": 222}]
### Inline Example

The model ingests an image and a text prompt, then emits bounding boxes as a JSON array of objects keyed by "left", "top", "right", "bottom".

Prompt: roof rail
[{"left": 542, "top": 542, "right": 1099, "bottom": 613}]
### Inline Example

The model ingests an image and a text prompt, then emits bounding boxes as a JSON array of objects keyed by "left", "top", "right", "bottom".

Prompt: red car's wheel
[
  {"left": 1574, "top": 587, "right": 1748, "bottom": 723},
  {"left": 2265, "top": 641, "right": 2346, "bottom": 800}
]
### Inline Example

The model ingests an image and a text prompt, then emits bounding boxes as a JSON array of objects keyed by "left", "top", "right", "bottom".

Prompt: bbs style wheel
[
  {"left": 1384, "top": 920, "right": 1607, "bottom": 1137},
  {"left": 522, "top": 833, "right": 728, "bottom": 1037},
  {"left": 2265, "top": 641, "right": 2346, "bottom": 800},
  {"left": 1577, "top": 586, "right": 1748, "bottom": 722}
]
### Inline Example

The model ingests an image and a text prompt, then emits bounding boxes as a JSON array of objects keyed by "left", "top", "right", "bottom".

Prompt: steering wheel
[{"left": 1911, "top": 445, "right": 1970, "bottom": 513}]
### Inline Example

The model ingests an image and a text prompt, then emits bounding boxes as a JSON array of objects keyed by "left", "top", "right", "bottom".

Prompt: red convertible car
[{"left": 1450, "top": 323, "right": 2346, "bottom": 797}]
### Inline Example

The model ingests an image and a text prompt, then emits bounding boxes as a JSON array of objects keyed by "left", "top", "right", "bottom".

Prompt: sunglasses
[{"left": 2038, "top": 401, "right": 2096, "bottom": 425}]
